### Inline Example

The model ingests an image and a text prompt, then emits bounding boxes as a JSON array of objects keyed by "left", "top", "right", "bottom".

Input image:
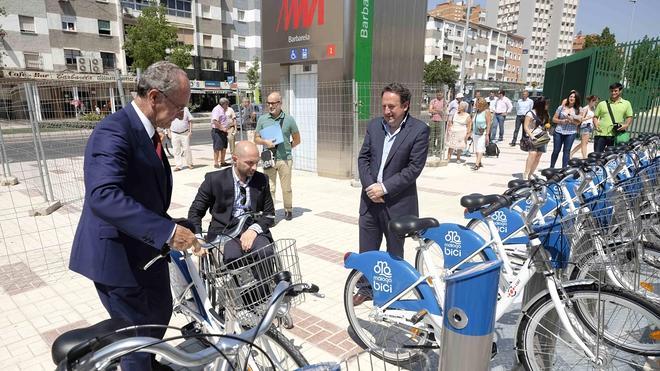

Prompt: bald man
[{"left": 188, "top": 141, "right": 275, "bottom": 260}]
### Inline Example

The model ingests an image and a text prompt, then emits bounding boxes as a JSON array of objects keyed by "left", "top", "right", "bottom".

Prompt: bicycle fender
[
  {"left": 344, "top": 251, "right": 441, "bottom": 316},
  {"left": 519, "top": 279, "right": 596, "bottom": 315},
  {"left": 422, "top": 223, "right": 498, "bottom": 268}
]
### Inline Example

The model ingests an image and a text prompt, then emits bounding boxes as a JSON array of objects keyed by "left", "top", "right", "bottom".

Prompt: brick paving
[{"left": 0, "top": 120, "right": 576, "bottom": 369}]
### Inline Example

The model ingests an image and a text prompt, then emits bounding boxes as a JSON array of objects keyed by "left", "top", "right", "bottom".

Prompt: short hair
[
  {"left": 459, "top": 101, "right": 469, "bottom": 111},
  {"left": 136, "top": 61, "right": 186, "bottom": 98},
  {"left": 498, "top": 89, "right": 506, "bottom": 95},
  {"left": 609, "top": 82, "right": 623, "bottom": 90},
  {"left": 381, "top": 82, "right": 411, "bottom": 105},
  {"left": 219, "top": 97, "right": 230, "bottom": 105}
]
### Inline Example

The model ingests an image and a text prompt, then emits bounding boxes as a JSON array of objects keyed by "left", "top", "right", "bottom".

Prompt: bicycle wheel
[
  {"left": 516, "top": 283, "right": 660, "bottom": 370},
  {"left": 343, "top": 269, "right": 432, "bottom": 363},
  {"left": 246, "top": 328, "right": 308, "bottom": 370},
  {"left": 569, "top": 242, "right": 660, "bottom": 303}
]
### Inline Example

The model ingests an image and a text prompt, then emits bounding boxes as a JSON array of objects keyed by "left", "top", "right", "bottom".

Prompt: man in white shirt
[
  {"left": 490, "top": 89, "right": 513, "bottom": 143},
  {"left": 487, "top": 91, "right": 497, "bottom": 113},
  {"left": 170, "top": 106, "right": 194, "bottom": 170},
  {"left": 221, "top": 98, "right": 237, "bottom": 157},
  {"left": 447, "top": 92, "right": 463, "bottom": 124},
  {"left": 510, "top": 90, "right": 534, "bottom": 146}
]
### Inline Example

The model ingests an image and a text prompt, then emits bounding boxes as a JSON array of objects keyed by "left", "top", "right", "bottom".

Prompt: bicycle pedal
[
  {"left": 410, "top": 309, "right": 428, "bottom": 324},
  {"left": 491, "top": 342, "right": 498, "bottom": 360}
]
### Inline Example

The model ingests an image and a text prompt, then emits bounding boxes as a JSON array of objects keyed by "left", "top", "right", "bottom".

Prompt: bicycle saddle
[
  {"left": 460, "top": 193, "right": 502, "bottom": 212},
  {"left": 52, "top": 318, "right": 133, "bottom": 365},
  {"left": 388, "top": 215, "right": 439, "bottom": 238},
  {"left": 568, "top": 158, "right": 587, "bottom": 168},
  {"left": 540, "top": 168, "right": 563, "bottom": 180},
  {"left": 507, "top": 179, "right": 531, "bottom": 188}
]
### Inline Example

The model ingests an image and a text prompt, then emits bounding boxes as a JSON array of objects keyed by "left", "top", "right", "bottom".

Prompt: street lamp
[{"left": 628, "top": 0, "right": 637, "bottom": 41}]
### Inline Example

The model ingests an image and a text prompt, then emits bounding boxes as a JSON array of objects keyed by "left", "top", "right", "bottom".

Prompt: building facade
[
  {"left": 428, "top": 0, "right": 485, "bottom": 24},
  {"left": 424, "top": 15, "right": 524, "bottom": 83},
  {"left": 485, "top": 0, "right": 579, "bottom": 88}
]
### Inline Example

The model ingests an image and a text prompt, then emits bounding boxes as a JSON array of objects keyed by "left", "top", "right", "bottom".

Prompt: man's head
[
  {"left": 522, "top": 90, "right": 529, "bottom": 99},
  {"left": 381, "top": 83, "right": 411, "bottom": 128},
  {"left": 266, "top": 92, "right": 283, "bottom": 117},
  {"left": 219, "top": 97, "right": 230, "bottom": 108},
  {"left": 489, "top": 91, "right": 496, "bottom": 98},
  {"left": 242, "top": 97, "right": 251, "bottom": 107},
  {"left": 475, "top": 91, "right": 481, "bottom": 98},
  {"left": 455, "top": 92, "right": 464, "bottom": 101},
  {"left": 498, "top": 89, "right": 506, "bottom": 97},
  {"left": 609, "top": 82, "right": 623, "bottom": 101},
  {"left": 232, "top": 141, "right": 259, "bottom": 180},
  {"left": 135, "top": 61, "right": 190, "bottom": 128}
]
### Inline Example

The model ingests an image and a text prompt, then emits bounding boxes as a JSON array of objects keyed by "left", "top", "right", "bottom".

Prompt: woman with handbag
[
  {"left": 550, "top": 91, "right": 581, "bottom": 168},
  {"left": 523, "top": 97, "right": 550, "bottom": 180},
  {"left": 570, "top": 95, "right": 598, "bottom": 159},
  {"left": 446, "top": 101, "right": 472, "bottom": 163},
  {"left": 469, "top": 97, "right": 491, "bottom": 170}
]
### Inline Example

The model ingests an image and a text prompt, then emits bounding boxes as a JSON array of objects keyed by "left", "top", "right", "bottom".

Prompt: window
[
  {"left": 222, "top": 37, "right": 230, "bottom": 50},
  {"left": 19, "top": 15, "right": 35, "bottom": 33},
  {"left": 163, "top": 0, "right": 192, "bottom": 18},
  {"left": 64, "top": 49, "right": 81, "bottom": 65},
  {"left": 238, "top": 61, "right": 247, "bottom": 73},
  {"left": 61, "top": 15, "right": 76, "bottom": 32},
  {"left": 222, "top": 61, "right": 230, "bottom": 72},
  {"left": 237, "top": 10, "right": 245, "bottom": 21},
  {"left": 24, "top": 53, "right": 41, "bottom": 70},
  {"left": 203, "top": 34, "right": 212, "bottom": 47},
  {"left": 100, "top": 52, "right": 115, "bottom": 69},
  {"left": 202, "top": 58, "right": 218, "bottom": 70},
  {"left": 98, "top": 20, "right": 111, "bottom": 36},
  {"left": 201, "top": 4, "right": 211, "bottom": 18},
  {"left": 238, "top": 36, "right": 246, "bottom": 48}
]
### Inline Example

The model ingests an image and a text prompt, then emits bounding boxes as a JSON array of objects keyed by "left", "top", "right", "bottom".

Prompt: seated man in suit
[{"left": 188, "top": 140, "right": 275, "bottom": 262}]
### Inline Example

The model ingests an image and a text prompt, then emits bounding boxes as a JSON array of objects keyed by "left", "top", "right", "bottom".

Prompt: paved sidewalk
[{"left": 0, "top": 120, "right": 591, "bottom": 370}]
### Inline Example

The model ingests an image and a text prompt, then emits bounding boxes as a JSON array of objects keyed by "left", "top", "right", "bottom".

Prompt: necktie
[{"left": 152, "top": 133, "right": 162, "bottom": 161}]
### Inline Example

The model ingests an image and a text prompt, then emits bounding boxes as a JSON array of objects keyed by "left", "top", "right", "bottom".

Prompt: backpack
[{"left": 485, "top": 142, "right": 500, "bottom": 158}]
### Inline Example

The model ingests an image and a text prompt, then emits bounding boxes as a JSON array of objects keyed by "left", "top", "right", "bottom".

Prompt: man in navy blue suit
[
  {"left": 69, "top": 61, "right": 199, "bottom": 370},
  {"left": 354, "top": 83, "right": 429, "bottom": 305}
]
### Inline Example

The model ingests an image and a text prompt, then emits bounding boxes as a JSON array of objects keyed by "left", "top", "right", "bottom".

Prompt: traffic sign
[
  {"left": 289, "top": 49, "right": 298, "bottom": 60},
  {"left": 301, "top": 48, "right": 309, "bottom": 60}
]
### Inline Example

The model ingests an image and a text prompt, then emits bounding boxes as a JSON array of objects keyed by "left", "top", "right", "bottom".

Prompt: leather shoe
[
  {"left": 285, "top": 211, "right": 293, "bottom": 221},
  {"left": 352, "top": 293, "right": 371, "bottom": 306}
]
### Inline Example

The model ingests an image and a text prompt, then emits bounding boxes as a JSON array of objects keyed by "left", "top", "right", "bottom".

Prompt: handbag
[
  {"left": 606, "top": 101, "right": 630, "bottom": 145},
  {"left": 260, "top": 114, "right": 285, "bottom": 169},
  {"left": 520, "top": 136, "right": 532, "bottom": 151},
  {"left": 527, "top": 111, "right": 550, "bottom": 148}
]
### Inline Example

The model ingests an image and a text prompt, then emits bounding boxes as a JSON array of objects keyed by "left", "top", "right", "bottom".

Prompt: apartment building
[
  {"left": 428, "top": 0, "right": 485, "bottom": 24},
  {"left": 219, "top": 0, "right": 260, "bottom": 85},
  {"left": 486, "top": 0, "right": 580, "bottom": 87},
  {"left": 425, "top": 15, "right": 524, "bottom": 83}
]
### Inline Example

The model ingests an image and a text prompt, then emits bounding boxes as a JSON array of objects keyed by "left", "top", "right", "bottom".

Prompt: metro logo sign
[{"left": 276, "top": 0, "right": 325, "bottom": 32}]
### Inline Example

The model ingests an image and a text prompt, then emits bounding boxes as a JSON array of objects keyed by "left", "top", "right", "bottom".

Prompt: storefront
[{"left": 189, "top": 80, "right": 239, "bottom": 111}]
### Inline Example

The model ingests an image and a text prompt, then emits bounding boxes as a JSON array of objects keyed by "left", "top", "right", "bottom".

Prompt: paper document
[{"left": 259, "top": 125, "right": 284, "bottom": 145}]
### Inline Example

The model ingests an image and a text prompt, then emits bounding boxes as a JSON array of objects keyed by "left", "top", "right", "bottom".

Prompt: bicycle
[{"left": 343, "top": 185, "right": 660, "bottom": 369}]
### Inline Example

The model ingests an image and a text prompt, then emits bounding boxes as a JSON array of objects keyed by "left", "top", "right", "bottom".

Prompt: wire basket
[{"left": 209, "top": 238, "right": 303, "bottom": 328}]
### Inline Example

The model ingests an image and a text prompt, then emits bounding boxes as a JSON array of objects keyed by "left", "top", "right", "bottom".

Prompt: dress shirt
[
  {"left": 231, "top": 167, "right": 262, "bottom": 234},
  {"left": 495, "top": 96, "right": 513, "bottom": 114},
  {"left": 516, "top": 98, "right": 534, "bottom": 116},
  {"left": 171, "top": 107, "right": 192, "bottom": 133},
  {"left": 211, "top": 104, "right": 227, "bottom": 129},
  {"left": 377, "top": 114, "right": 409, "bottom": 194}
]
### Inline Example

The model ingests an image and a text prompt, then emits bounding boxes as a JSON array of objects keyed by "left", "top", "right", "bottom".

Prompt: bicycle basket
[{"left": 210, "top": 238, "right": 303, "bottom": 328}]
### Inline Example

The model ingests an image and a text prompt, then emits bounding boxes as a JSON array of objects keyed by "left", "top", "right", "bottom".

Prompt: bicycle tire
[
  {"left": 246, "top": 328, "right": 308, "bottom": 370},
  {"left": 569, "top": 242, "right": 660, "bottom": 303},
  {"left": 516, "top": 283, "right": 660, "bottom": 370},
  {"left": 343, "top": 269, "right": 432, "bottom": 363}
]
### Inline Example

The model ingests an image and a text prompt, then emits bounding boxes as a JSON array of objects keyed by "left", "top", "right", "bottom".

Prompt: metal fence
[
  {"left": 0, "top": 76, "right": 134, "bottom": 282},
  {"left": 544, "top": 37, "right": 660, "bottom": 134}
]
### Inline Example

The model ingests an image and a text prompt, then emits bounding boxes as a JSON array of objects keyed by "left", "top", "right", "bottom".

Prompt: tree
[
  {"left": 123, "top": 2, "right": 191, "bottom": 70},
  {"left": 584, "top": 27, "right": 617, "bottom": 49},
  {"left": 624, "top": 36, "right": 660, "bottom": 111},
  {"left": 423, "top": 59, "right": 459, "bottom": 88},
  {"left": 246, "top": 57, "right": 260, "bottom": 91}
]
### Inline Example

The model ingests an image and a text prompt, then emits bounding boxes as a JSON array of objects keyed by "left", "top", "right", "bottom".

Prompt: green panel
[{"left": 354, "top": 0, "right": 374, "bottom": 120}]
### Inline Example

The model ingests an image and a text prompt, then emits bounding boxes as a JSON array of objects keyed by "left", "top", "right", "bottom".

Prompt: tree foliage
[
  {"left": 624, "top": 37, "right": 659, "bottom": 111},
  {"left": 584, "top": 27, "right": 617, "bottom": 49},
  {"left": 423, "top": 59, "right": 459, "bottom": 88},
  {"left": 123, "top": 2, "right": 191, "bottom": 70},
  {"left": 246, "top": 57, "right": 260, "bottom": 91}
]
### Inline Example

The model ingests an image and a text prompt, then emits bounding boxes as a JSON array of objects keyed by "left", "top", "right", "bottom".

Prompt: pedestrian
[
  {"left": 353, "top": 82, "right": 429, "bottom": 306},
  {"left": 491, "top": 89, "right": 513, "bottom": 143},
  {"left": 69, "top": 61, "right": 200, "bottom": 371},
  {"left": 570, "top": 95, "right": 599, "bottom": 159},
  {"left": 447, "top": 101, "right": 471, "bottom": 163},
  {"left": 157, "top": 127, "right": 173, "bottom": 158},
  {"left": 428, "top": 91, "right": 446, "bottom": 157},
  {"left": 550, "top": 91, "right": 581, "bottom": 168},
  {"left": 510, "top": 90, "right": 534, "bottom": 146},
  {"left": 470, "top": 97, "right": 492, "bottom": 170},
  {"left": 170, "top": 106, "right": 194, "bottom": 171},
  {"left": 94, "top": 105, "right": 101, "bottom": 115},
  {"left": 254, "top": 91, "right": 301, "bottom": 221},
  {"left": 523, "top": 97, "right": 550, "bottom": 180},
  {"left": 211, "top": 98, "right": 229, "bottom": 168},
  {"left": 471, "top": 91, "right": 482, "bottom": 113},
  {"left": 239, "top": 97, "right": 257, "bottom": 142},
  {"left": 593, "top": 82, "right": 633, "bottom": 152},
  {"left": 487, "top": 91, "right": 497, "bottom": 113},
  {"left": 221, "top": 98, "right": 237, "bottom": 156},
  {"left": 447, "top": 92, "right": 463, "bottom": 123}
]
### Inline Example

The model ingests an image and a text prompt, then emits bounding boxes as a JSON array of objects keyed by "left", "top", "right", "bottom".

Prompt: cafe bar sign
[{"left": 0, "top": 69, "right": 136, "bottom": 82}]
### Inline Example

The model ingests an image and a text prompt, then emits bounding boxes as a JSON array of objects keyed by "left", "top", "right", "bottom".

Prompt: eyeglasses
[
  {"left": 157, "top": 90, "right": 186, "bottom": 112},
  {"left": 266, "top": 101, "right": 281, "bottom": 106},
  {"left": 239, "top": 186, "right": 247, "bottom": 206}
]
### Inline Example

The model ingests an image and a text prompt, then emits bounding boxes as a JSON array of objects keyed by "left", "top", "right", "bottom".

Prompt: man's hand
[
  {"left": 265, "top": 139, "right": 276, "bottom": 149},
  {"left": 366, "top": 183, "right": 385, "bottom": 202},
  {"left": 170, "top": 225, "right": 200, "bottom": 252},
  {"left": 240, "top": 229, "right": 257, "bottom": 252}
]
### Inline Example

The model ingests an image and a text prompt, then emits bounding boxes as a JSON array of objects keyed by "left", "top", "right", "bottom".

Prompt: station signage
[{"left": 0, "top": 69, "right": 136, "bottom": 82}]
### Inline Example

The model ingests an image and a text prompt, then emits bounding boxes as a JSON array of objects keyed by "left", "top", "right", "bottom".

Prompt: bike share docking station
[{"left": 440, "top": 260, "right": 502, "bottom": 371}]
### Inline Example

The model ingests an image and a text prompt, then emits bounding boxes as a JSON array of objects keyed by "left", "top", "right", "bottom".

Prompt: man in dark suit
[
  {"left": 69, "top": 61, "right": 199, "bottom": 371},
  {"left": 355, "top": 83, "right": 430, "bottom": 305},
  {"left": 188, "top": 140, "right": 275, "bottom": 261}
]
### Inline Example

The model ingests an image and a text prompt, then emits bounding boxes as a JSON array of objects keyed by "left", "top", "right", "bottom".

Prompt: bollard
[{"left": 440, "top": 259, "right": 501, "bottom": 371}]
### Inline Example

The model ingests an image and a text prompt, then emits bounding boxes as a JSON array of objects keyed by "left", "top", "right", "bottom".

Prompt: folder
[{"left": 259, "top": 124, "right": 284, "bottom": 145}]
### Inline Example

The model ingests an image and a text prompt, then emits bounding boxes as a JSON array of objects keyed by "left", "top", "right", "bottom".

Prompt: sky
[{"left": 427, "top": 0, "right": 659, "bottom": 43}]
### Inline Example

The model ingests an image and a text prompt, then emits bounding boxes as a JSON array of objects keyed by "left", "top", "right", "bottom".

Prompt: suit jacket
[
  {"left": 69, "top": 103, "right": 176, "bottom": 287},
  {"left": 358, "top": 114, "right": 430, "bottom": 217},
  {"left": 187, "top": 168, "right": 275, "bottom": 238}
]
